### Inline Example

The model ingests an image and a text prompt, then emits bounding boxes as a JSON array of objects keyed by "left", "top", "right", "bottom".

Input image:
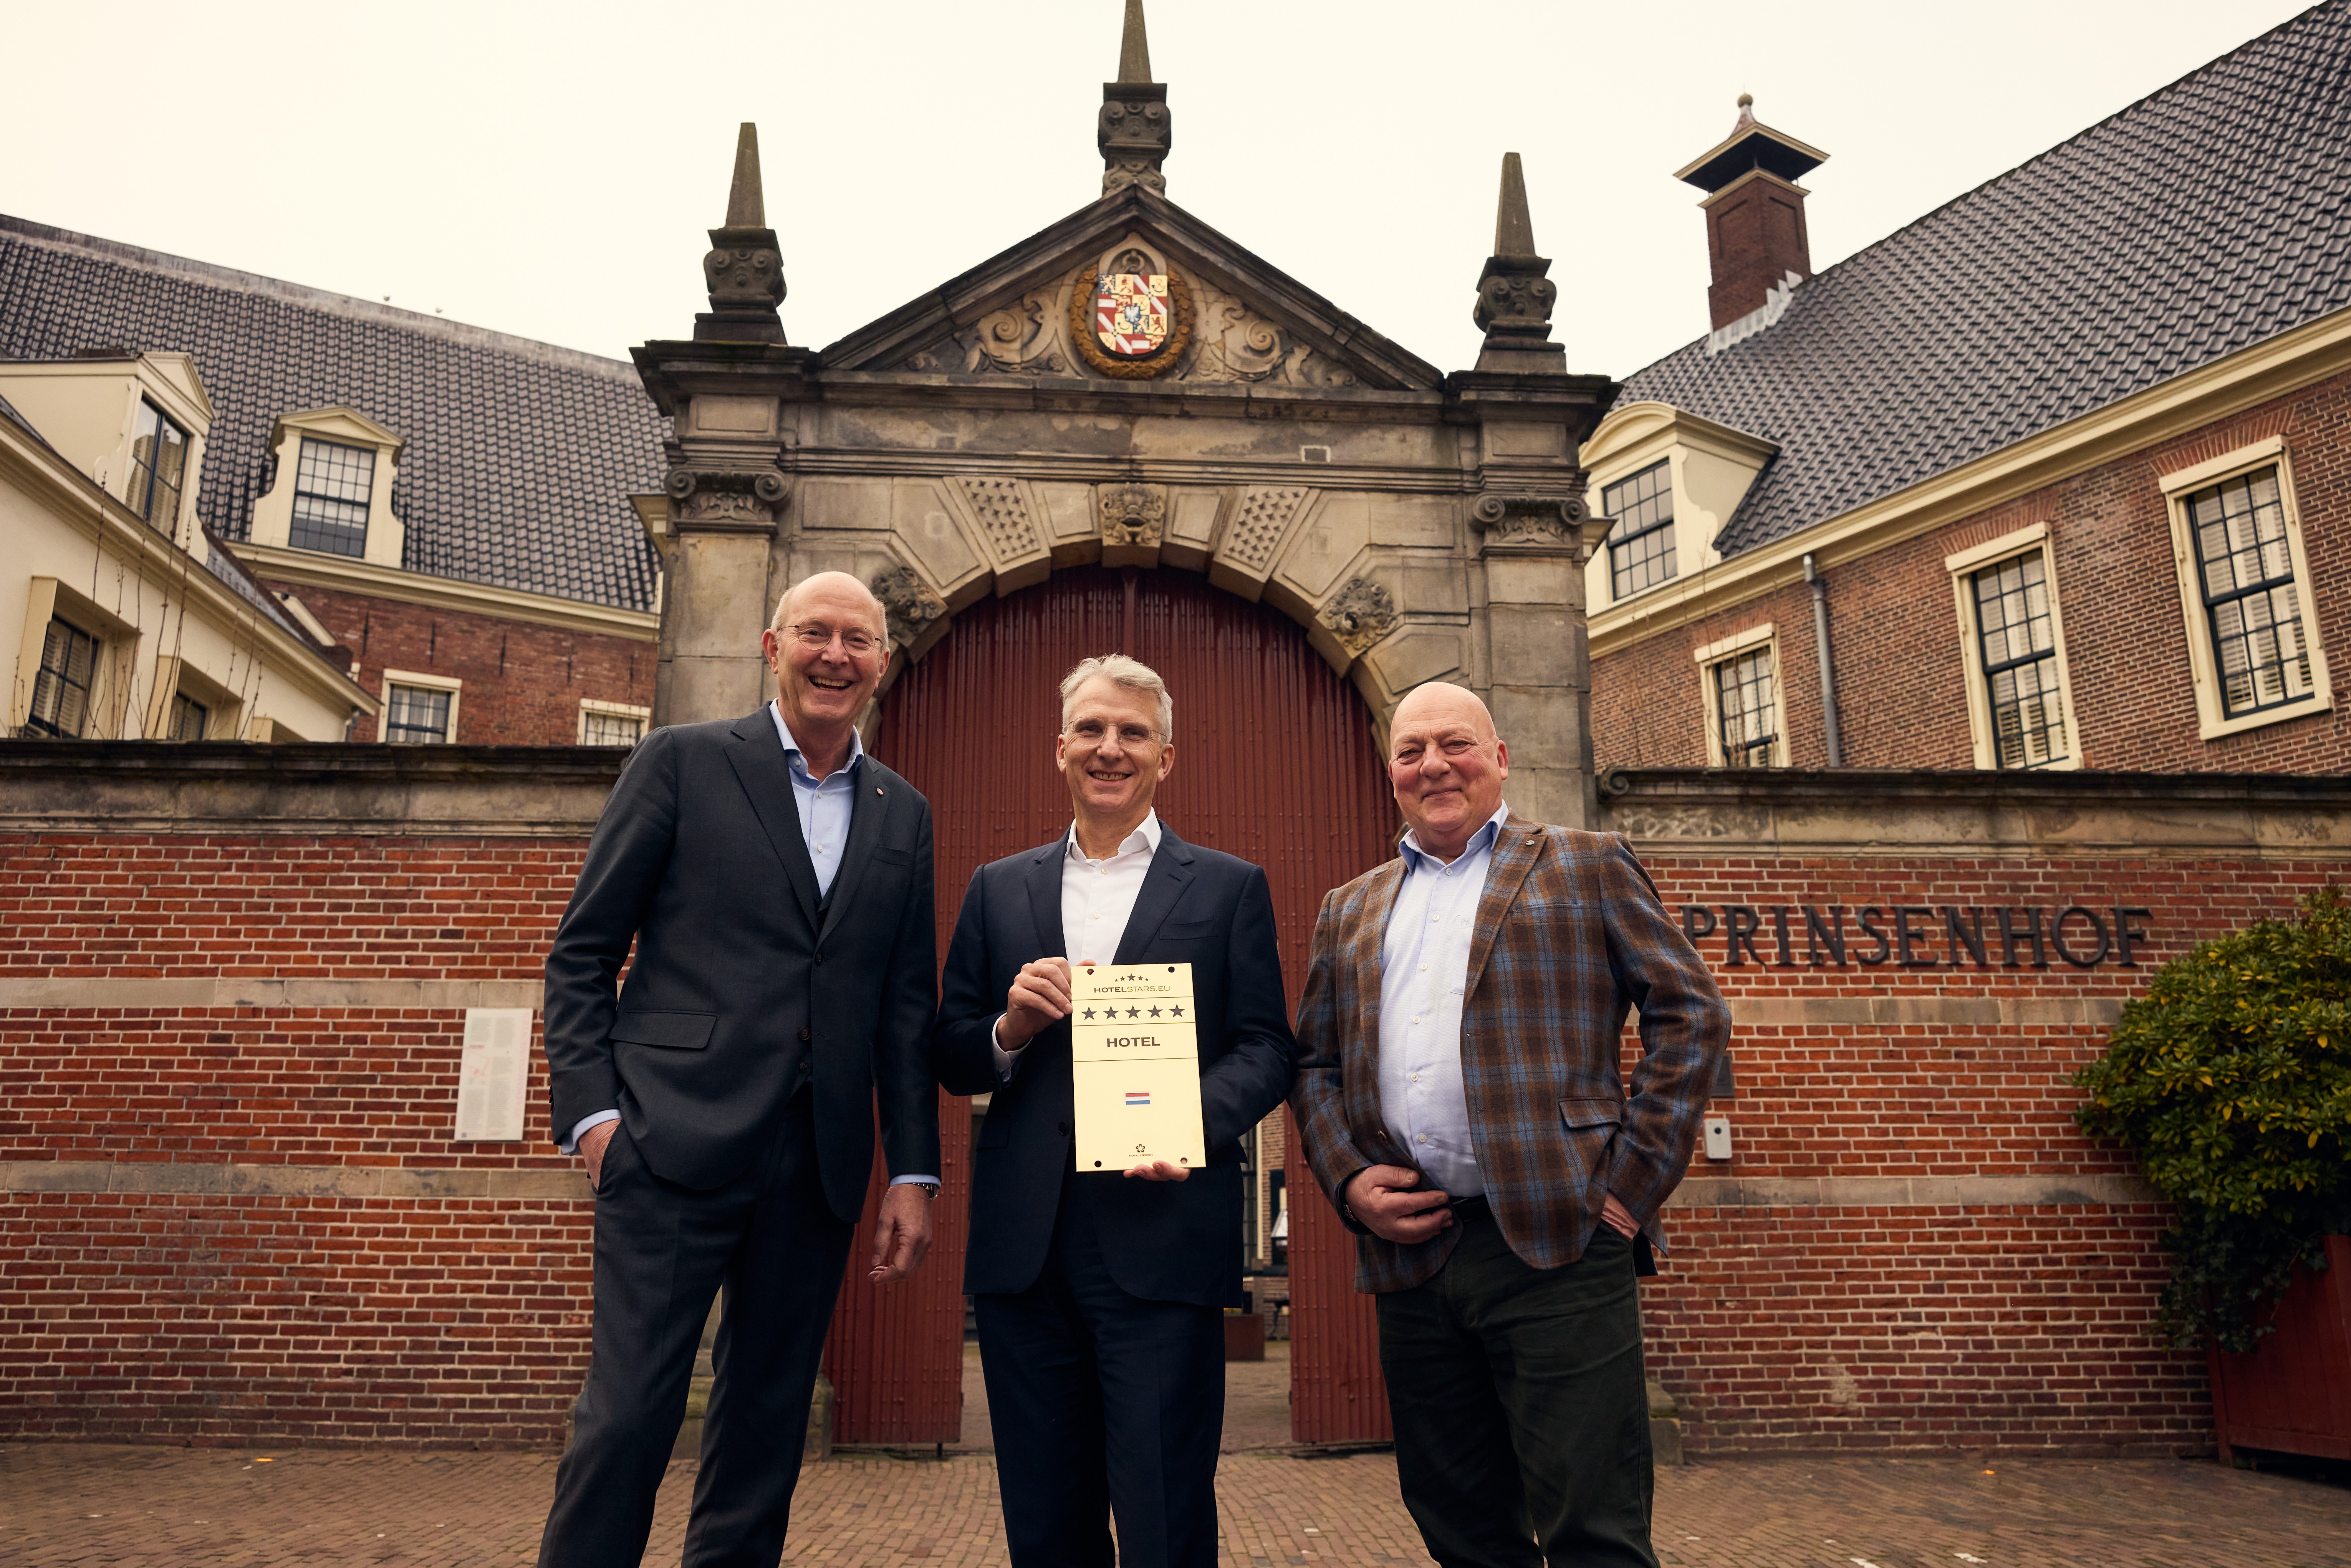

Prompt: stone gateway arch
[{"left": 630, "top": 3, "right": 1614, "bottom": 1444}]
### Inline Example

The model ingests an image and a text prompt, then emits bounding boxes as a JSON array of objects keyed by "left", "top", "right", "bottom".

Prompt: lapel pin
[{"left": 875, "top": 786, "right": 885, "bottom": 796}]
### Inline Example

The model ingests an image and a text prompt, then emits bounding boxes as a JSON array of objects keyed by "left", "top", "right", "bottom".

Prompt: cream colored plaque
[
  {"left": 1070, "top": 963, "right": 1205, "bottom": 1173},
  {"left": 454, "top": 1007, "right": 533, "bottom": 1142}
]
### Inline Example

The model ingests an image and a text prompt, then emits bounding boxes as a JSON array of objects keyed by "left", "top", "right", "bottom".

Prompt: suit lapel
[
  {"left": 1348, "top": 858, "right": 1407, "bottom": 1139},
  {"left": 1111, "top": 829, "right": 1196, "bottom": 963},
  {"left": 818, "top": 762, "right": 889, "bottom": 944},
  {"left": 1025, "top": 838, "right": 1068, "bottom": 959},
  {"left": 1461, "top": 816, "right": 1545, "bottom": 1001},
  {"left": 723, "top": 709, "right": 821, "bottom": 933}
]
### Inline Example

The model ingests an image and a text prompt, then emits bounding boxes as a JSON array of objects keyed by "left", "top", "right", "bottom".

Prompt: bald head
[
  {"left": 771, "top": 570, "right": 888, "bottom": 646},
  {"left": 1387, "top": 681, "right": 1509, "bottom": 862},
  {"left": 1390, "top": 681, "right": 1497, "bottom": 743}
]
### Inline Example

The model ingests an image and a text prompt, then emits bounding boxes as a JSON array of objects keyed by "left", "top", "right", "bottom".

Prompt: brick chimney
[{"left": 1676, "top": 95, "right": 1828, "bottom": 333}]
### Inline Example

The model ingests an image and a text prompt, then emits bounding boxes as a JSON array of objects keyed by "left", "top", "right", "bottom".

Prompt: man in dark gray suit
[{"left": 536, "top": 571, "right": 941, "bottom": 1568}]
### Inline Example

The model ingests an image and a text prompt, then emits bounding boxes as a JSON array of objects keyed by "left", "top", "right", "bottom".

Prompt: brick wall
[
  {"left": 1620, "top": 846, "right": 2333, "bottom": 1456},
  {"left": 3, "top": 758, "right": 2343, "bottom": 1455},
  {"left": 0, "top": 830, "right": 593, "bottom": 1445},
  {"left": 1593, "top": 368, "right": 2351, "bottom": 773},
  {"left": 275, "top": 582, "right": 654, "bottom": 746}
]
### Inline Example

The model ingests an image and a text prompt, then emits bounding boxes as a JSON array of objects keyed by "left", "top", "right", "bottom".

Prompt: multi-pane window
[
  {"left": 1972, "top": 552, "right": 2069, "bottom": 768},
  {"left": 25, "top": 618, "right": 99, "bottom": 738},
  {"left": 1603, "top": 460, "right": 1676, "bottom": 601},
  {"left": 126, "top": 400, "right": 189, "bottom": 530},
  {"left": 581, "top": 709, "right": 644, "bottom": 747},
  {"left": 167, "top": 691, "right": 209, "bottom": 742},
  {"left": 1713, "top": 644, "right": 1778, "bottom": 767},
  {"left": 2189, "top": 467, "right": 2313, "bottom": 717},
  {"left": 287, "top": 438, "right": 375, "bottom": 557},
  {"left": 384, "top": 682, "right": 452, "bottom": 743}
]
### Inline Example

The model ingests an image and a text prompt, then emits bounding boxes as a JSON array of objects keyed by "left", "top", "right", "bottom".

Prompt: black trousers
[
  {"left": 1376, "top": 1201, "right": 1657, "bottom": 1568},
  {"left": 538, "top": 1089, "right": 853, "bottom": 1568},
  {"left": 974, "top": 1179, "right": 1225, "bottom": 1568}
]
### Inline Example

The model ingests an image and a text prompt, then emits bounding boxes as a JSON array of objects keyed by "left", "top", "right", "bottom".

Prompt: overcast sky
[{"left": 0, "top": 0, "right": 2303, "bottom": 382}]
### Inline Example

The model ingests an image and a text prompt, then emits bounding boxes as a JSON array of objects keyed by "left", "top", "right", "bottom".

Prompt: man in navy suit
[{"left": 934, "top": 654, "right": 1296, "bottom": 1568}]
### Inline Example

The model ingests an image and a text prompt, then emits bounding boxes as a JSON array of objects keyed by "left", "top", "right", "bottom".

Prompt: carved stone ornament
[
  {"left": 1318, "top": 576, "right": 1398, "bottom": 659},
  {"left": 870, "top": 565, "right": 947, "bottom": 651},
  {"left": 1068, "top": 262, "right": 1193, "bottom": 380},
  {"left": 1097, "top": 482, "right": 1167, "bottom": 547},
  {"left": 1185, "top": 279, "right": 1359, "bottom": 389},
  {"left": 1098, "top": 88, "right": 1171, "bottom": 196},
  {"left": 1471, "top": 493, "right": 1586, "bottom": 552},
  {"left": 665, "top": 467, "right": 789, "bottom": 526},
  {"left": 704, "top": 230, "right": 785, "bottom": 313}
]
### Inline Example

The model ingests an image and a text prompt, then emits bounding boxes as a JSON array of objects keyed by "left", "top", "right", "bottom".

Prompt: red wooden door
[{"left": 827, "top": 565, "right": 1395, "bottom": 1444}]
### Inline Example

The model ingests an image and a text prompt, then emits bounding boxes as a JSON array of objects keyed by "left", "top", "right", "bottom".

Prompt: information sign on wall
[{"left": 455, "top": 1007, "right": 533, "bottom": 1141}]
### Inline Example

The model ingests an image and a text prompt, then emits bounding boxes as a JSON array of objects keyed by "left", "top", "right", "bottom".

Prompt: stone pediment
[{"left": 819, "top": 188, "right": 1442, "bottom": 394}]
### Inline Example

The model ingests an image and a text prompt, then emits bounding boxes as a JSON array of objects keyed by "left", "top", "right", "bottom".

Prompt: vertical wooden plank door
[{"left": 829, "top": 565, "right": 1396, "bottom": 1445}]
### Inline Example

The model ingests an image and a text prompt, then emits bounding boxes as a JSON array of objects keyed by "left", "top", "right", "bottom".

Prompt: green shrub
[{"left": 2073, "top": 886, "right": 2351, "bottom": 1353}]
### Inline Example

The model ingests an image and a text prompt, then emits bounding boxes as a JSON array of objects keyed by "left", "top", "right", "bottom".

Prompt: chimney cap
[{"left": 1674, "top": 102, "right": 1828, "bottom": 194}]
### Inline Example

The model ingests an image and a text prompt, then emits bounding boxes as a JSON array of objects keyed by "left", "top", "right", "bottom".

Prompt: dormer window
[
  {"left": 1604, "top": 460, "right": 1676, "bottom": 599},
  {"left": 126, "top": 399, "right": 189, "bottom": 530},
  {"left": 288, "top": 438, "right": 377, "bottom": 558},
  {"left": 245, "top": 407, "right": 406, "bottom": 569}
]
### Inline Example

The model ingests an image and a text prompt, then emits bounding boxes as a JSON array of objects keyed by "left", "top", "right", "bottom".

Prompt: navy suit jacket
[
  {"left": 934, "top": 824, "right": 1296, "bottom": 1307},
  {"left": 542, "top": 710, "right": 940, "bottom": 1215}
]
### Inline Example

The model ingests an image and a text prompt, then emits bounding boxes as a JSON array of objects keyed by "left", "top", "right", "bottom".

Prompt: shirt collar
[
  {"left": 1066, "top": 809, "right": 1162, "bottom": 863},
  {"left": 1399, "top": 801, "right": 1510, "bottom": 874},
  {"left": 769, "top": 700, "right": 864, "bottom": 783}
]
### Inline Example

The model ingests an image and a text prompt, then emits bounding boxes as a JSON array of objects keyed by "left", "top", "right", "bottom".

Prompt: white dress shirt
[
  {"left": 566, "top": 707, "right": 934, "bottom": 1190},
  {"left": 1376, "top": 801, "right": 1510, "bottom": 1200},
  {"left": 994, "top": 810, "right": 1162, "bottom": 1078}
]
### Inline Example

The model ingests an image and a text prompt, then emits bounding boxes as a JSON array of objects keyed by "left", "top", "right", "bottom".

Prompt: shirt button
[
  {"left": 1417, "top": 1134, "right": 1427, "bottom": 1144},
  {"left": 1410, "top": 1073, "right": 1419, "bottom": 1083},
  {"left": 1411, "top": 1016, "right": 1420, "bottom": 1025},
  {"left": 1420, "top": 963, "right": 1427, "bottom": 971}
]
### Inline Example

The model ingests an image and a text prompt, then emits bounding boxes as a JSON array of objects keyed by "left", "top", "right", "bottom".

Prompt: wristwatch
[{"left": 914, "top": 1182, "right": 941, "bottom": 1201}]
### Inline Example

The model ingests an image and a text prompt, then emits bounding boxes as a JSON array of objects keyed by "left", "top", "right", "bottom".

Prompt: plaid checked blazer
[{"left": 1290, "top": 818, "right": 1730, "bottom": 1293}]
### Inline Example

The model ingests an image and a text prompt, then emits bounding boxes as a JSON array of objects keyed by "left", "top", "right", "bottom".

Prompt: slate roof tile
[
  {"left": 1616, "top": 0, "right": 2351, "bottom": 560},
  {"left": 0, "top": 216, "right": 666, "bottom": 612}
]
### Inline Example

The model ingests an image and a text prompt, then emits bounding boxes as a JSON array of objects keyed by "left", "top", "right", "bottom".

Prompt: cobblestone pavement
[{"left": 8, "top": 1440, "right": 2349, "bottom": 1568}]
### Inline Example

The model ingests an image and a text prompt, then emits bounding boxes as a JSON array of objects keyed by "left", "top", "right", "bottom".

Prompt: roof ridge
[
  {"left": 1616, "top": 0, "right": 2341, "bottom": 383},
  {"left": 0, "top": 213, "right": 644, "bottom": 386}
]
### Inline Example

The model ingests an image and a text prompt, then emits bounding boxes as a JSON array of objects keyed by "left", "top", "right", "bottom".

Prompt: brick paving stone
[{"left": 5, "top": 1441, "right": 2348, "bottom": 1568}]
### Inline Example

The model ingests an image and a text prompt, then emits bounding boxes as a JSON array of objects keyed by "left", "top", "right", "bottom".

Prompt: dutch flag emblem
[{"left": 1125, "top": 1091, "right": 1151, "bottom": 1106}]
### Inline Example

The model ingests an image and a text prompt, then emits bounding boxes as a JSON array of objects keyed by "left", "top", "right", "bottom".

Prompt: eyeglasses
[{"left": 787, "top": 623, "right": 882, "bottom": 657}]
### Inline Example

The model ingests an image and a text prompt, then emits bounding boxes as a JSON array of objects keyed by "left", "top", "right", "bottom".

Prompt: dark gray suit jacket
[
  {"left": 543, "top": 709, "right": 940, "bottom": 1214},
  {"left": 934, "top": 825, "right": 1295, "bottom": 1306}
]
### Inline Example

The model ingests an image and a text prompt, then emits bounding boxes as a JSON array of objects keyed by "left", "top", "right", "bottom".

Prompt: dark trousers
[
  {"left": 538, "top": 1089, "right": 853, "bottom": 1568},
  {"left": 974, "top": 1181, "right": 1225, "bottom": 1568},
  {"left": 1376, "top": 1201, "right": 1657, "bottom": 1568}
]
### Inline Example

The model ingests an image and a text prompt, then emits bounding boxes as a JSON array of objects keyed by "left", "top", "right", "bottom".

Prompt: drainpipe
[{"left": 1804, "top": 553, "right": 1844, "bottom": 767}]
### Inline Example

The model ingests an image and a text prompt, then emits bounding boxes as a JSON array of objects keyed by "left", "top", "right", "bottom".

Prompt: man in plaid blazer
[{"left": 1291, "top": 681, "right": 1728, "bottom": 1568}]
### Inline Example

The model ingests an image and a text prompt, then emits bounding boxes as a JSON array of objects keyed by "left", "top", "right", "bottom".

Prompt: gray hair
[{"left": 1060, "top": 654, "right": 1174, "bottom": 742}]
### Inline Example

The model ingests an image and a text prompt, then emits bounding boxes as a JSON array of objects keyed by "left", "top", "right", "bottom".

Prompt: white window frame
[
  {"left": 2158, "top": 437, "right": 2332, "bottom": 741},
  {"left": 1946, "top": 522, "right": 2083, "bottom": 772},
  {"left": 379, "top": 668, "right": 462, "bottom": 744},
  {"left": 577, "top": 698, "right": 651, "bottom": 746},
  {"left": 1694, "top": 622, "right": 1786, "bottom": 768}
]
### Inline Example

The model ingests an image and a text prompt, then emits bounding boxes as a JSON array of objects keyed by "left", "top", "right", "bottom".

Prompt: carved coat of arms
[
  {"left": 1093, "top": 273, "right": 1171, "bottom": 358},
  {"left": 1068, "top": 258, "right": 1192, "bottom": 379}
]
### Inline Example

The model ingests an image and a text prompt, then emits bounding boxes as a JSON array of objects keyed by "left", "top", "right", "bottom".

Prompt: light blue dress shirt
[
  {"left": 769, "top": 701, "right": 861, "bottom": 897},
  {"left": 566, "top": 707, "right": 935, "bottom": 1189},
  {"left": 1376, "top": 801, "right": 1511, "bottom": 1200}
]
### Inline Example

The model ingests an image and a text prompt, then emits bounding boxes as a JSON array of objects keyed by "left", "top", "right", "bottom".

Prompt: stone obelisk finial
[
  {"left": 1471, "top": 152, "right": 1565, "bottom": 373},
  {"left": 1098, "top": 0, "right": 1171, "bottom": 197},
  {"left": 696, "top": 123, "right": 787, "bottom": 344}
]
